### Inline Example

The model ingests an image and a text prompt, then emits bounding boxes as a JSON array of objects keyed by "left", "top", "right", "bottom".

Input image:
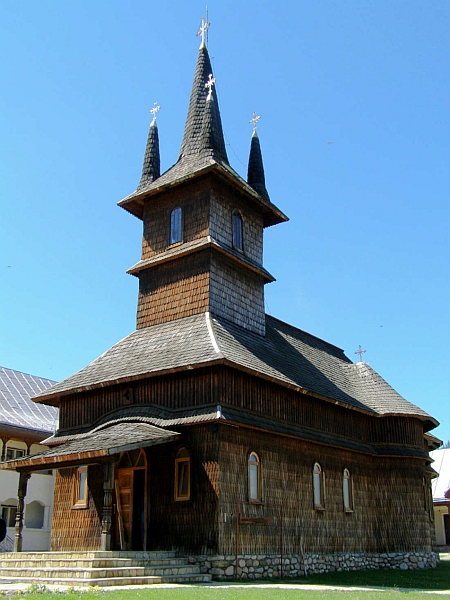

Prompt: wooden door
[
  {"left": 115, "top": 449, "right": 147, "bottom": 550},
  {"left": 117, "top": 468, "right": 133, "bottom": 550}
]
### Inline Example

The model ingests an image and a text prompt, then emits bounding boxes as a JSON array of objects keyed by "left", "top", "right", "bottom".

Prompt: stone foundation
[{"left": 192, "top": 551, "right": 439, "bottom": 580}]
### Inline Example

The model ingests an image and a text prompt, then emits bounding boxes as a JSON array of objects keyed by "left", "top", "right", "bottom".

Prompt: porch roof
[{"left": 0, "top": 421, "right": 180, "bottom": 471}]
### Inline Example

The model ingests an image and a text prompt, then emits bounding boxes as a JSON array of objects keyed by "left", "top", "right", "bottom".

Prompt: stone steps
[
  {"left": 0, "top": 551, "right": 211, "bottom": 587},
  {"left": 0, "top": 557, "right": 190, "bottom": 568}
]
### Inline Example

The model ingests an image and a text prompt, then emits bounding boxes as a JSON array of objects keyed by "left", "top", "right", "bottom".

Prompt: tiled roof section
[
  {"left": 0, "top": 422, "right": 180, "bottom": 470},
  {"left": 344, "top": 362, "right": 432, "bottom": 419},
  {"left": 45, "top": 404, "right": 220, "bottom": 444},
  {"left": 179, "top": 46, "right": 228, "bottom": 164},
  {"left": 214, "top": 316, "right": 433, "bottom": 420},
  {"left": 32, "top": 313, "right": 435, "bottom": 425},
  {"left": 0, "top": 366, "right": 58, "bottom": 434},
  {"left": 247, "top": 131, "right": 270, "bottom": 204},
  {"left": 33, "top": 313, "right": 220, "bottom": 401},
  {"left": 137, "top": 121, "right": 160, "bottom": 191}
]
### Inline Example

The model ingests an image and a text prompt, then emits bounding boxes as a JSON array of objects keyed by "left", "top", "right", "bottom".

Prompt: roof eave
[{"left": 118, "top": 163, "right": 288, "bottom": 228}]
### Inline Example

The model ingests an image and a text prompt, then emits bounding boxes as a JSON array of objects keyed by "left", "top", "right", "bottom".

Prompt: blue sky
[{"left": 1, "top": 1, "right": 449, "bottom": 440}]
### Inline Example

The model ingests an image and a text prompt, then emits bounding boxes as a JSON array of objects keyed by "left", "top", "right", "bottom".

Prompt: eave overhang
[
  {"left": 0, "top": 422, "right": 180, "bottom": 472},
  {"left": 127, "top": 235, "right": 275, "bottom": 283},
  {"left": 118, "top": 162, "right": 288, "bottom": 228}
]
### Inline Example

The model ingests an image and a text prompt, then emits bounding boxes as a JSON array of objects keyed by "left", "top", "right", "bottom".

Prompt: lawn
[
  {"left": 10, "top": 557, "right": 450, "bottom": 600},
  {"left": 13, "top": 590, "right": 448, "bottom": 600}
]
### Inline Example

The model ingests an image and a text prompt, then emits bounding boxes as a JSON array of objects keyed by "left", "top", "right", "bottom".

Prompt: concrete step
[
  {"left": 0, "top": 556, "right": 191, "bottom": 569},
  {"left": 0, "top": 550, "right": 177, "bottom": 560},
  {"left": 0, "top": 573, "right": 212, "bottom": 587},
  {"left": 0, "top": 551, "right": 211, "bottom": 586},
  {"left": 0, "top": 565, "right": 201, "bottom": 578}
]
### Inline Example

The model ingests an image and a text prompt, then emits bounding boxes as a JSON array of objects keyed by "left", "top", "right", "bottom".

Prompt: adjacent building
[
  {"left": 0, "top": 367, "right": 57, "bottom": 550},
  {"left": 430, "top": 448, "right": 450, "bottom": 547}
]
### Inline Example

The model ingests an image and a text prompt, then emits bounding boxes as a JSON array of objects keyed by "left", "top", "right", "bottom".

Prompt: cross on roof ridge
[{"left": 355, "top": 345, "right": 366, "bottom": 362}]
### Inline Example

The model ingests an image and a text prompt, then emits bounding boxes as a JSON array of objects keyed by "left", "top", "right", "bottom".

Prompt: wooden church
[{"left": 2, "top": 22, "right": 439, "bottom": 579}]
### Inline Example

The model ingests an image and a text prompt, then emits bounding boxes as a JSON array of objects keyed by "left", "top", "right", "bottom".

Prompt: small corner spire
[
  {"left": 196, "top": 16, "right": 210, "bottom": 50},
  {"left": 137, "top": 102, "right": 161, "bottom": 191},
  {"left": 247, "top": 112, "right": 270, "bottom": 203}
]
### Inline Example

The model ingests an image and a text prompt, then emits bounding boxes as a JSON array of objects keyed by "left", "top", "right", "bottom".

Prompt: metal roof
[{"left": 0, "top": 366, "right": 58, "bottom": 434}]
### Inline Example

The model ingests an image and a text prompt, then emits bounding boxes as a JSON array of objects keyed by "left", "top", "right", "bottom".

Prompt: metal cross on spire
[
  {"left": 150, "top": 101, "right": 160, "bottom": 125},
  {"left": 197, "top": 16, "right": 210, "bottom": 49},
  {"left": 205, "top": 74, "right": 216, "bottom": 101},
  {"left": 250, "top": 111, "right": 261, "bottom": 134},
  {"left": 354, "top": 345, "right": 366, "bottom": 362}
]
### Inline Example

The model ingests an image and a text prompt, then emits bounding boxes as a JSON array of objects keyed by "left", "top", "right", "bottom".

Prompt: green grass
[
  {"left": 11, "top": 558, "right": 450, "bottom": 600},
  {"left": 14, "top": 591, "right": 449, "bottom": 600},
  {"left": 291, "top": 556, "right": 450, "bottom": 590}
]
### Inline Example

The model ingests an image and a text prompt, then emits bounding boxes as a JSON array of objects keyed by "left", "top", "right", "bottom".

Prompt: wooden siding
[
  {"left": 216, "top": 425, "right": 434, "bottom": 556},
  {"left": 141, "top": 180, "right": 210, "bottom": 261},
  {"left": 210, "top": 253, "right": 266, "bottom": 335},
  {"left": 136, "top": 251, "right": 210, "bottom": 329},
  {"left": 209, "top": 180, "right": 264, "bottom": 265},
  {"left": 58, "top": 366, "right": 425, "bottom": 451},
  {"left": 51, "top": 465, "right": 103, "bottom": 551},
  {"left": 146, "top": 427, "right": 219, "bottom": 554}
]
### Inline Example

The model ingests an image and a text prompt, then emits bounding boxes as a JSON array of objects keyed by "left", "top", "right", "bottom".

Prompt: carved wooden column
[
  {"left": 101, "top": 458, "right": 115, "bottom": 551},
  {"left": 0, "top": 438, "right": 9, "bottom": 462},
  {"left": 14, "top": 471, "right": 31, "bottom": 552}
]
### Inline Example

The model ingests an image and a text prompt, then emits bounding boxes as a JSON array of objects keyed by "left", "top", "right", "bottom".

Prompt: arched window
[
  {"left": 248, "top": 451, "right": 261, "bottom": 501},
  {"left": 170, "top": 206, "right": 182, "bottom": 245},
  {"left": 232, "top": 211, "right": 243, "bottom": 251},
  {"left": 343, "top": 468, "right": 353, "bottom": 512},
  {"left": 313, "top": 462, "right": 325, "bottom": 509},
  {"left": 25, "top": 501, "right": 45, "bottom": 529},
  {"left": 175, "top": 447, "right": 191, "bottom": 501}
]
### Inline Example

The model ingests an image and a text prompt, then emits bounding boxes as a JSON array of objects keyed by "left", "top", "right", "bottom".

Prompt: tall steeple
[
  {"left": 137, "top": 103, "right": 161, "bottom": 191},
  {"left": 119, "top": 19, "right": 288, "bottom": 337},
  {"left": 178, "top": 44, "right": 228, "bottom": 165}
]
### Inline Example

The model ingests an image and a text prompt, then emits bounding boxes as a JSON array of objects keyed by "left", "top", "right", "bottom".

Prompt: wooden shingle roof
[
  {"left": 118, "top": 45, "right": 288, "bottom": 228},
  {"left": 32, "top": 312, "right": 435, "bottom": 427}
]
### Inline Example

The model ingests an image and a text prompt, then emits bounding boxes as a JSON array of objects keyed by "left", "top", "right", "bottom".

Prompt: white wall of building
[
  {"left": 433, "top": 505, "right": 449, "bottom": 546},
  {"left": 0, "top": 441, "right": 54, "bottom": 551}
]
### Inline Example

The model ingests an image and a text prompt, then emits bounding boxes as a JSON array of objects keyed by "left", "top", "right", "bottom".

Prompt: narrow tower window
[
  {"left": 170, "top": 207, "right": 182, "bottom": 245},
  {"left": 232, "top": 211, "right": 243, "bottom": 251},
  {"left": 248, "top": 451, "right": 261, "bottom": 501},
  {"left": 343, "top": 468, "right": 353, "bottom": 511},
  {"left": 313, "top": 462, "right": 325, "bottom": 509}
]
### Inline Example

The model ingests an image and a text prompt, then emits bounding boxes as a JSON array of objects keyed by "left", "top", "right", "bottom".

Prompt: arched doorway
[{"left": 115, "top": 448, "right": 147, "bottom": 550}]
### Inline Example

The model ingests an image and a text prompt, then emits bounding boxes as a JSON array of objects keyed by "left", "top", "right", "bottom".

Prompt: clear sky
[{"left": 1, "top": 1, "right": 449, "bottom": 441}]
